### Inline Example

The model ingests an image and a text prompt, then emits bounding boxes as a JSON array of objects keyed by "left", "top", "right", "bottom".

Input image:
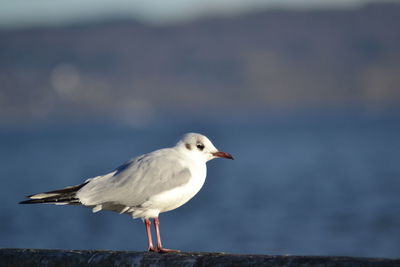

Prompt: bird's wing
[{"left": 77, "top": 148, "right": 192, "bottom": 208}]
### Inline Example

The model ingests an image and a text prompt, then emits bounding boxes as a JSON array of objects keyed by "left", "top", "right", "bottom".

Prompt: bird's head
[{"left": 177, "top": 133, "right": 234, "bottom": 162}]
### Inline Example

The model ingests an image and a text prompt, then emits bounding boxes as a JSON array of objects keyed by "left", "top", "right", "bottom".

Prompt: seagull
[{"left": 19, "top": 133, "right": 234, "bottom": 253}]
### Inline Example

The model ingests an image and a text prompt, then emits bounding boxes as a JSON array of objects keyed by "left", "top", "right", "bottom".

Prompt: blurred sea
[{"left": 1, "top": 110, "right": 400, "bottom": 258}]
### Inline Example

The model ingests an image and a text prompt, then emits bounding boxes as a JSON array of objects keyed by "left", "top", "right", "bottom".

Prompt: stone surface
[{"left": 0, "top": 248, "right": 399, "bottom": 267}]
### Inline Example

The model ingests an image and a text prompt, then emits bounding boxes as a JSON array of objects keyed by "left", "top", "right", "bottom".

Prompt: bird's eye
[{"left": 196, "top": 143, "right": 205, "bottom": 151}]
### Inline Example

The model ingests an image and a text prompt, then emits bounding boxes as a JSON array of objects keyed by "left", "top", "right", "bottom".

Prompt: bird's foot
[
  {"left": 148, "top": 246, "right": 179, "bottom": 253},
  {"left": 157, "top": 247, "right": 181, "bottom": 253},
  {"left": 148, "top": 246, "right": 158, "bottom": 252}
]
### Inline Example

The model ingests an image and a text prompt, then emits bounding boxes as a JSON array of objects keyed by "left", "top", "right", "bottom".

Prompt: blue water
[{"left": 1, "top": 111, "right": 400, "bottom": 257}]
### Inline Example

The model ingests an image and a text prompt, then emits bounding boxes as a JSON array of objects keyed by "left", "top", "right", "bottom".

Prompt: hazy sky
[{"left": 0, "top": 0, "right": 384, "bottom": 28}]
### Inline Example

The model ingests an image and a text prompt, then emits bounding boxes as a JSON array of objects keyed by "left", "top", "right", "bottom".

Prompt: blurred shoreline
[{"left": 1, "top": 2, "right": 400, "bottom": 125}]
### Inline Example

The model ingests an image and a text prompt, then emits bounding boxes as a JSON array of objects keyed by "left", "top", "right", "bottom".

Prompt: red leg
[
  {"left": 153, "top": 217, "right": 180, "bottom": 253},
  {"left": 145, "top": 218, "right": 157, "bottom": 252}
]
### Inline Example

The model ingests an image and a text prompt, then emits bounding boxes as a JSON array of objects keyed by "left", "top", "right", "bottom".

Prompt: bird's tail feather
[{"left": 19, "top": 182, "right": 88, "bottom": 205}]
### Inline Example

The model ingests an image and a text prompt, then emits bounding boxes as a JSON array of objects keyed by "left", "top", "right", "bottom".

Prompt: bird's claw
[
  {"left": 148, "top": 246, "right": 158, "bottom": 252},
  {"left": 157, "top": 247, "right": 181, "bottom": 253},
  {"left": 148, "top": 247, "right": 180, "bottom": 253}
]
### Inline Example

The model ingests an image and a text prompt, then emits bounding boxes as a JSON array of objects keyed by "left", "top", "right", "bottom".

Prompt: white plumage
[{"left": 20, "top": 132, "right": 233, "bottom": 253}]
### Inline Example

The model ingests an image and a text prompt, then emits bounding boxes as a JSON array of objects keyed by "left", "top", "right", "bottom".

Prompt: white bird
[{"left": 20, "top": 132, "right": 233, "bottom": 253}]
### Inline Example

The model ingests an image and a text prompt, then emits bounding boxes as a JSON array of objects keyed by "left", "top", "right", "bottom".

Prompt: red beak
[{"left": 212, "top": 151, "right": 234, "bottom": 160}]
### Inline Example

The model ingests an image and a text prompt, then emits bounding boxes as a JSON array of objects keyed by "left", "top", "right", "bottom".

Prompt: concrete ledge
[{"left": 0, "top": 248, "right": 399, "bottom": 267}]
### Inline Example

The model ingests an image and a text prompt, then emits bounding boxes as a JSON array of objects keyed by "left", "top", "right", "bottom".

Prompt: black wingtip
[
  {"left": 19, "top": 199, "right": 41, "bottom": 204},
  {"left": 18, "top": 182, "right": 89, "bottom": 206},
  {"left": 19, "top": 200, "right": 31, "bottom": 204}
]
